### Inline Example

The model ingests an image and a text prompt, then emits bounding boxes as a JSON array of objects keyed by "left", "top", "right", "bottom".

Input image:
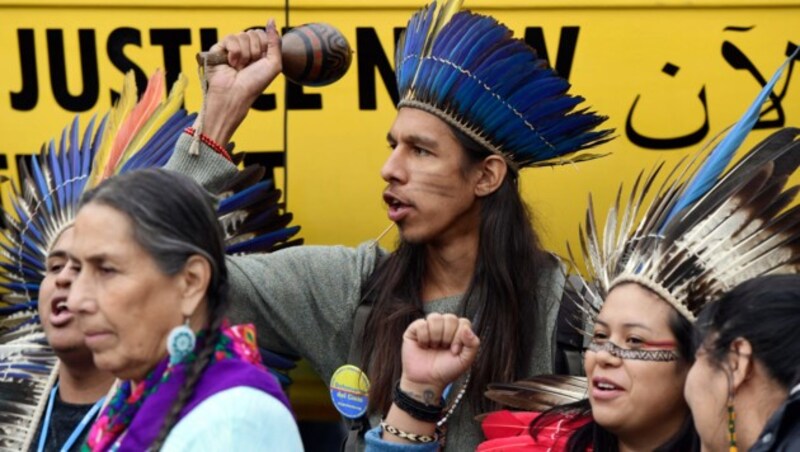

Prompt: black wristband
[{"left": 392, "top": 380, "right": 444, "bottom": 423}]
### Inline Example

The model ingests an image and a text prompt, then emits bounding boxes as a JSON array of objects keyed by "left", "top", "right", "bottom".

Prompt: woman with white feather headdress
[{"left": 471, "top": 50, "right": 800, "bottom": 452}]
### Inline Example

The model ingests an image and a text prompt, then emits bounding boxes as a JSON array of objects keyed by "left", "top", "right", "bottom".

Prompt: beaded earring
[
  {"left": 728, "top": 393, "right": 738, "bottom": 452},
  {"left": 167, "top": 318, "right": 196, "bottom": 366}
]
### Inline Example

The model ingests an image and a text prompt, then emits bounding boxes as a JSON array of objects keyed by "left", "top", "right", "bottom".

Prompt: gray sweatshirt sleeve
[
  {"left": 224, "top": 242, "right": 384, "bottom": 381},
  {"left": 165, "top": 133, "right": 239, "bottom": 194}
]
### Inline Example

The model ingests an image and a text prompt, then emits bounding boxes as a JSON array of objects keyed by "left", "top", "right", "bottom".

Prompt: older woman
[
  {"left": 686, "top": 274, "right": 800, "bottom": 452},
  {"left": 0, "top": 72, "right": 199, "bottom": 451},
  {"left": 65, "top": 169, "right": 302, "bottom": 451},
  {"left": 0, "top": 69, "right": 301, "bottom": 450}
]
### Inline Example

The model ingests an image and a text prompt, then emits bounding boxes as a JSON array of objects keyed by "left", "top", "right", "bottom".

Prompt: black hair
[
  {"left": 361, "top": 123, "right": 552, "bottom": 414},
  {"left": 695, "top": 274, "right": 800, "bottom": 390}
]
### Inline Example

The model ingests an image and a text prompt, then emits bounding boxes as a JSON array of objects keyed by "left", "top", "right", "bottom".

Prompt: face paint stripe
[{"left": 587, "top": 341, "right": 680, "bottom": 362}]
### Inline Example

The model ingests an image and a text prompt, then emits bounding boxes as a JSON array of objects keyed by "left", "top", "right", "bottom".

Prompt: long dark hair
[
  {"left": 361, "top": 125, "right": 552, "bottom": 414},
  {"left": 695, "top": 274, "right": 800, "bottom": 390},
  {"left": 79, "top": 168, "right": 228, "bottom": 450},
  {"left": 531, "top": 295, "right": 700, "bottom": 451}
]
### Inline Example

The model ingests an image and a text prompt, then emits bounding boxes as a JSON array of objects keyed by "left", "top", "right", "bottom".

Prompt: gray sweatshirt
[{"left": 166, "top": 135, "right": 566, "bottom": 450}]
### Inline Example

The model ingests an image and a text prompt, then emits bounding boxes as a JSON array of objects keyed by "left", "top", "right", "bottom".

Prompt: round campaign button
[{"left": 329, "top": 364, "right": 370, "bottom": 419}]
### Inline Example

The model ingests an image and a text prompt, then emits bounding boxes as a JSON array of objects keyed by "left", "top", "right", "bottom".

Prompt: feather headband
[
  {"left": 395, "top": 0, "right": 614, "bottom": 170},
  {"left": 569, "top": 49, "right": 800, "bottom": 322}
]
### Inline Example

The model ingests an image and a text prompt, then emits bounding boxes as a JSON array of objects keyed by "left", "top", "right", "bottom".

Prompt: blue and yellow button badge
[{"left": 329, "top": 365, "right": 370, "bottom": 419}]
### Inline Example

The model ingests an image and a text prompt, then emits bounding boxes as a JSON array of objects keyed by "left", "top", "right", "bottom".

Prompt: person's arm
[
  {"left": 374, "top": 314, "right": 479, "bottom": 447},
  {"left": 166, "top": 25, "right": 384, "bottom": 380},
  {"left": 223, "top": 242, "right": 383, "bottom": 378},
  {"left": 195, "top": 20, "right": 281, "bottom": 148},
  {"left": 165, "top": 133, "right": 239, "bottom": 194},
  {"left": 161, "top": 386, "right": 303, "bottom": 451},
  {"left": 165, "top": 22, "right": 281, "bottom": 192}
]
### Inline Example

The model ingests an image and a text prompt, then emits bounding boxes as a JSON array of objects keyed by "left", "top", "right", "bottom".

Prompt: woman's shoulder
[
  {"left": 191, "top": 385, "right": 290, "bottom": 416},
  {"left": 163, "top": 386, "right": 302, "bottom": 451},
  {"left": 478, "top": 410, "right": 591, "bottom": 452}
]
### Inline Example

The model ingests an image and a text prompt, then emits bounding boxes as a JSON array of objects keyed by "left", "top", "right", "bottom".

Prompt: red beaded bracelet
[{"left": 184, "top": 127, "right": 232, "bottom": 162}]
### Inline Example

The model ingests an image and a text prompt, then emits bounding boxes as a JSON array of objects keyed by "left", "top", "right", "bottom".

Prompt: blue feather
[
  {"left": 217, "top": 180, "right": 274, "bottom": 215},
  {"left": 396, "top": 8, "right": 611, "bottom": 166},
  {"left": 0, "top": 262, "right": 41, "bottom": 280},
  {"left": 60, "top": 117, "right": 77, "bottom": 207},
  {"left": 121, "top": 111, "right": 193, "bottom": 172},
  {"left": 225, "top": 226, "right": 301, "bottom": 254},
  {"left": 86, "top": 114, "right": 107, "bottom": 174},
  {"left": 18, "top": 233, "right": 43, "bottom": 261},
  {"left": 68, "top": 116, "right": 81, "bottom": 204},
  {"left": 51, "top": 129, "right": 66, "bottom": 208},
  {"left": 662, "top": 46, "right": 800, "bottom": 227},
  {"left": 396, "top": 2, "right": 436, "bottom": 94},
  {"left": 74, "top": 115, "right": 97, "bottom": 203},
  {"left": 16, "top": 247, "right": 44, "bottom": 271},
  {"left": 0, "top": 301, "right": 37, "bottom": 315},
  {"left": 0, "top": 282, "right": 40, "bottom": 292},
  {"left": 235, "top": 206, "right": 283, "bottom": 234},
  {"left": 30, "top": 150, "right": 53, "bottom": 214},
  {"left": 261, "top": 348, "right": 299, "bottom": 370},
  {"left": 0, "top": 363, "right": 51, "bottom": 373},
  {"left": 12, "top": 201, "right": 44, "bottom": 245},
  {"left": 473, "top": 41, "right": 517, "bottom": 74}
]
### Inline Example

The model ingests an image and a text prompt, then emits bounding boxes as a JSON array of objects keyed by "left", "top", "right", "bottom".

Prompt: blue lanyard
[{"left": 38, "top": 383, "right": 105, "bottom": 452}]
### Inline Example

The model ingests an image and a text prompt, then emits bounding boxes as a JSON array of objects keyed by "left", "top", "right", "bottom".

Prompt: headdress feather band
[{"left": 396, "top": 0, "right": 614, "bottom": 169}]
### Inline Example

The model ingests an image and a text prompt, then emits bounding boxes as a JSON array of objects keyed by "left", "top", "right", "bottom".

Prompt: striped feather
[
  {"left": 117, "top": 73, "right": 189, "bottom": 173},
  {"left": 100, "top": 71, "right": 165, "bottom": 178},
  {"left": 88, "top": 73, "right": 137, "bottom": 186},
  {"left": 485, "top": 375, "right": 587, "bottom": 412}
]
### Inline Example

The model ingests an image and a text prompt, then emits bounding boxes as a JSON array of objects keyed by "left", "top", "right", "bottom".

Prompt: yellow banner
[
  {"left": 2, "top": 1, "right": 798, "bottom": 259},
  {"left": 1, "top": 1, "right": 799, "bottom": 257}
]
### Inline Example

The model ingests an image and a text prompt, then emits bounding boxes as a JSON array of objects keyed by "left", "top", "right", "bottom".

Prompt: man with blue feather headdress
[{"left": 166, "top": 1, "right": 613, "bottom": 450}]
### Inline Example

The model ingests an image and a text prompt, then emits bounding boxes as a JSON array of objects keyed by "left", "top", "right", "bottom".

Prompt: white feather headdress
[{"left": 570, "top": 50, "right": 800, "bottom": 322}]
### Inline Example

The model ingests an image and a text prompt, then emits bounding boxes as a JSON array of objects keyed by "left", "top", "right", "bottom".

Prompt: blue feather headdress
[
  {"left": 0, "top": 71, "right": 301, "bottom": 450},
  {"left": 570, "top": 49, "right": 800, "bottom": 322},
  {"left": 396, "top": 0, "right": 613, "bottom": 170}
]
